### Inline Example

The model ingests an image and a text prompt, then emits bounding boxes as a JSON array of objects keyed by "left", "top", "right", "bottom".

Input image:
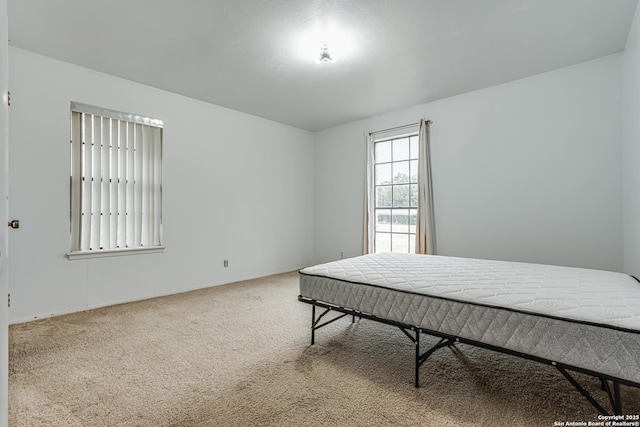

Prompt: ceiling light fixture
[
  {"left": 294, "top": 21, "right": 355, "bottom": 65},
  {"left": 318, "top": 44, "right": 334, "bottom": 63}
]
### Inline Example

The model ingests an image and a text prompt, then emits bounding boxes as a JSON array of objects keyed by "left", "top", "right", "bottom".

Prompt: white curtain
[
  {"left": 362, "top": 132, "right": 375, "bottom": 254},
  {"left": 415, "top": 119, "right": 436, "bottom": 254}
]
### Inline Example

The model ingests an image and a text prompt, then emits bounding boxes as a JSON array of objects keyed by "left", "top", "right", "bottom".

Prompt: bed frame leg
[
  {"left": 415, "top": 328, "right": 421, "bottom": 388},
  {"left": 311, "top": 305, "right": 316, "bottom": 345},
  {"left": 396, "top": 326, "right": 453, "bottom": 389},
  {"left": 556, "top": 367, "right": 626, "bottom": 415},
  {"left": 601, "top": 379, "right": 623, "bottom": 415},
  {"left": 308, "top": 303, "right": 351, "bottom": 346},
  {"left": 614, "top": 381, "right": 622, "bottom": 415}
]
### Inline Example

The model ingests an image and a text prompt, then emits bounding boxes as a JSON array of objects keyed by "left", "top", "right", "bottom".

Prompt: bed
[{"left": 298, "top": 252, "right": 640, "bottom": 415}]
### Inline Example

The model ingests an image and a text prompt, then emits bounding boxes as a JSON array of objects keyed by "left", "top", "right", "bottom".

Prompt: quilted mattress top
[{"left": 300, "top": 253, "right": 640, "bottom": 332}]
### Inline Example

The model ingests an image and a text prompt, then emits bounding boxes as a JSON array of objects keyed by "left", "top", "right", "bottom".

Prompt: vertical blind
[{"left": 70, "top": 103, "right": 163, "bottom": 253}]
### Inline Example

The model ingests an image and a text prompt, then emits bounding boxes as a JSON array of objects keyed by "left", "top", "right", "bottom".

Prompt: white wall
[
  {"left": 8, "top": 47, "right": 315, "bottom": 323},
  {"left": 8, "top": 33, "right": 633, "bottom": 324},
  {"left": 623, "top": 4, "right": 640, "bottom": 278},
  {"left": 315, "top": 54, "right": 624, "bottom": 272}
]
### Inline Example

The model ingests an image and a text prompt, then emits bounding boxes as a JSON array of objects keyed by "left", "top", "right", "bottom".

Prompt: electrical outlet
[
  {"left": 340, "top": 252, "right": 344, "bottom": 259},
  {"left": 223, "top": 260, "right": 229, "bottom": 267}
]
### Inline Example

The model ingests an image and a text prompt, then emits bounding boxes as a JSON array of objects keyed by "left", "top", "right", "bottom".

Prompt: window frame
[
  {"left": 372, "top": 132, "right": 419, "bottom": 254},
  {"left": 67, "top": 102, "right": 165, "bottom": 260}
]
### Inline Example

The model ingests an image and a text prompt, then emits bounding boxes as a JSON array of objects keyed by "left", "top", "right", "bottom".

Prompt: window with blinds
[{"left": 67, "top": 102, "right": 164, "bottom": 259}]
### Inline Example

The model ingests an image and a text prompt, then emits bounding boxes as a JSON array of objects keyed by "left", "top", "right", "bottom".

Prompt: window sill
[{"left": 66, "top": 246, "right": 165, "bottom": 260}]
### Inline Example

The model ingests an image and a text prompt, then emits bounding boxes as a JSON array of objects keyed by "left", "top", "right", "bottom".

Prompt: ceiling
[{"left": 7, "top": 0, "right": 639, "bottom": 132}]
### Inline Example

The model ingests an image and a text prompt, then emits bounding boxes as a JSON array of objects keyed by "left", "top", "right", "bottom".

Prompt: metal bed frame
[{"left": 298, "top": 295, "right": 640, "bottom": 416}]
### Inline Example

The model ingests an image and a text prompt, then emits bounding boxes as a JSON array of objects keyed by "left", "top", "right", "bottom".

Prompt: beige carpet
[{"left": 9, "top": 272, "right": 640, "bottom": 426}]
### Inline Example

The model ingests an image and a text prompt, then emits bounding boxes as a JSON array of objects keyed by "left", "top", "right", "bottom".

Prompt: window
[
  {"left": 373, "top": 133, "right": 419, "bottom": 253},
  {"left": 364, "top": 120, "right": 435, "bottom": 255},
  {"left": 67, "top": 102, "right": 164, "bottom": 259}
]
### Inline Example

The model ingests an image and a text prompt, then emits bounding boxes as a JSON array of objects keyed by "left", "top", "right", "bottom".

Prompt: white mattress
[
  {"left": 301, "top": 253, "right": 640, "bottom": 332},
  {"left": 299, "top": 253, "right": 640, "bottom": 384}
]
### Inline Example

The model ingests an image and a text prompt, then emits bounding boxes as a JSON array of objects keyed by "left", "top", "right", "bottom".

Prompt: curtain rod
[{"left": 370, "top": 119, "right": 432, "bottom": 136}]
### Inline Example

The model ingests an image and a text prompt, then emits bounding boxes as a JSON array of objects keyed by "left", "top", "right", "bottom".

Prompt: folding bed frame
[{"left": 298, "top": 253, "right": 640, "bottom": 416}]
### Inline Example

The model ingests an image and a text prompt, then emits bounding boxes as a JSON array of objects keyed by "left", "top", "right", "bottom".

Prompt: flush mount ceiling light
[
  {"left": 294, "top": 20, "right": 355, "bottom": 65},
  {"left": 318, "top": 44, "right": 334, "bottom": 63}
]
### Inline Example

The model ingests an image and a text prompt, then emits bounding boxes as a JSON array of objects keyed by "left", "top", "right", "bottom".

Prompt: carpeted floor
[{"left": 9, "top": 271, "right": 640, "bottom": 426}]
